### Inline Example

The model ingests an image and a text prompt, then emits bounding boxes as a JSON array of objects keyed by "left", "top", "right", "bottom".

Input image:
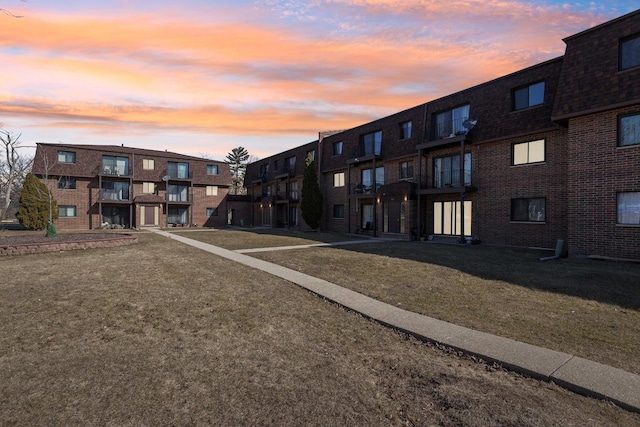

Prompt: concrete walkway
[{"left": 151, "top": 229, "right": 640, "bottom": 413}]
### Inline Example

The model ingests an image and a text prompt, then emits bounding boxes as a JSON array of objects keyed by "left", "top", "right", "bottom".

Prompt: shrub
[{"left": 16, "top": 173, "right": 58, "bottom": 230}]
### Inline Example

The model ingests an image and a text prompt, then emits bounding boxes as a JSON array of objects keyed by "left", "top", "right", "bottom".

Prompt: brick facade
[
  {"left": 32, "top": 144, "right": 232, "bottom": 230},
  {"left": 242, "top": 9, "right": 640, "bottom": 259}
]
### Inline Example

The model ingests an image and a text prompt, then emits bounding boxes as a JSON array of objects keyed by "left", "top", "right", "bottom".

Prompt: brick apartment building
[
  {"left": 31, "top": 144, "right": 234, "bottom": 230},
  {"left": 245, "top": 10, "right": 640, "bottom": 260}
]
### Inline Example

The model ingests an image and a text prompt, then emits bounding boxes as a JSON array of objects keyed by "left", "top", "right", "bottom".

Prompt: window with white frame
[
  {"left": 333, "top": 172, "right": 345, "bottom": 187},
  {"left": 57, "top": 151, "right": 76, "bottom": 163},
  {"left": 333, "top": 141, "right": 343, "bottom": 155},
  {"left": 511, "top": 198, "right": 546, "bottom": 222},
  {"left": 513, "top": 82, "right": 545, "bottom": 111},
  {"left": 206, "top": 186, "right": 219, "bottom": 196},
  {"left": 58, "top": 205, "right": 76, "bottom": 217},
  {"left": 143, "top": 182, "right": 155, "bottom": 194},
  {"left": 513, "top": 139, "right": 545, "bottom": 165},
  {"left": 618, "top": 192, "right": 640, "bottom": 225},
  {"left": 143, "top": 159, "right": 155, "bottom": 170},
  {"left": 618, "top": 113, "right": 640, "bottom": 147},
  {"left": 620, "top": 34, "right": 640, "bottom": 71}
]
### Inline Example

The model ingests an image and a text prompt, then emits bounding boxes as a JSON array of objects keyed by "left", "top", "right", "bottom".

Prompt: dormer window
[
  {"left": 513, "top": 82, "right": 544, "bottom": 111},
  {"left": 620, "top": 34, "right": 640, "bottom": 71},
  {"left": 434, "top": 105, "right": 469, "bottom": 139}
]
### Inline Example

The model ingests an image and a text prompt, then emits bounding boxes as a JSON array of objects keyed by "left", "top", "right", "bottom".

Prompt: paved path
[{"left": 151, "top": 229, "right": 640, "bottom": 413}]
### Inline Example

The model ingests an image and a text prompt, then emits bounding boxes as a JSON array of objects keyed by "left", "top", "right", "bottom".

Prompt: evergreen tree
[
  {"left": 16, "top": 172, "right": 58, "bottom": 231},
  {"left": 225, "top": 146, "right": 250, "bottom": 195},
  {"left": 300, "top": 154, "right": 323, "bottom": 230}
]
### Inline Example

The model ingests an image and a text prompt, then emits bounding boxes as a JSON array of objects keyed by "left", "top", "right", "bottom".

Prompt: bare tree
[
  {"left": 0, "top": 128, "right": 33, "bottom": 220},
  {"left": 1, "top": 0, "right": 26, "bottom": 18}
]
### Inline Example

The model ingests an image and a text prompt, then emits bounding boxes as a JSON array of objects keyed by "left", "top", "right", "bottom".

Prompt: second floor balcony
[{"left": 99, "top": 189, "right": 130, "bottom": 202}]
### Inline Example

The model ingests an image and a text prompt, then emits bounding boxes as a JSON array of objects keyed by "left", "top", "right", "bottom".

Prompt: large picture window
[
  {"left": 513, "top": 139, "right": 545, "bottom": 165},
  {"left": 433, "top": 201, "right": 472, "bottom": 236},
  {"left": 618, "top": 192, "right": 640, "bottom": 225},
  {"left": 513, "top": 82, "right": 544, "bottom": 110},
  {"left": 511, "top": 198, "right": 546, "bottom": 222},
  {"left": 433, "top": 153, "right": 471, "bottom": 188},
  {"left": 620, "top": 34, "right": 640, "bottom": 70},
  {"left": 619, "top": 113, "right": 640, "bottom": 147}
]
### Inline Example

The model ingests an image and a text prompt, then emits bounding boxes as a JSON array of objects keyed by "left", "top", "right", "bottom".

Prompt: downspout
[
  {"left": 418, "top": 103, "right": 428, "bottom": 239},
  {"left": 459, "top": 139, "right": 466, "bottom": 243}
]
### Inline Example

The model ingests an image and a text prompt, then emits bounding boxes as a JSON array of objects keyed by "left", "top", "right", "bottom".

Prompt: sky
[{"left": 1, "top": 1, "right": 639, "bottom": 161}]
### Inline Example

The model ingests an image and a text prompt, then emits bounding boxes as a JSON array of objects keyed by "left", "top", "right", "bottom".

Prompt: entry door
[
  {"left": 144, "top": 205, "right": 157, "bottom": 226},
  {"left": 385, "top": 201, "right": 402, "bottom": 233}
]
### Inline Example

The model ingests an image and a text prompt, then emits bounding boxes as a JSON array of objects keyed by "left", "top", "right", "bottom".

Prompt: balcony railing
[
  {"left": 353, "top": 183, "right": 382, "bottom": 194},
  {"left": 167, "top": 193, "right": 191, "bottom": 203},
  {"left": 99, "top": 190, "right": 129, "bottom": 201},
  {"left": 435, "top": 116, "right": 469, "bottom": 139}
]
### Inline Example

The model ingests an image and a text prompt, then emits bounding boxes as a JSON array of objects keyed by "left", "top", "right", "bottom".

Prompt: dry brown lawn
[{"left": 1, "top": 230, "right": 639, "bottom": 426}]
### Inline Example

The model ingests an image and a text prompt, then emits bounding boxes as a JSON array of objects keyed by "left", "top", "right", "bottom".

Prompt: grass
[
  {"left": 184, "top": 229, "right": 640, "bottom": 375},
  {"left": 1, "top": 230, "right": 639, "bottom": 425}
]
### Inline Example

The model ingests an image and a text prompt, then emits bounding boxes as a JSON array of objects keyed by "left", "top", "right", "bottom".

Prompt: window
[
  {"left": 361, "top": 167, "right": 384, "bottom": 190},
  {"left": 513, "top": 82, "right": 544, "bottom": 111},
  {"left": 620, "top": 34, "right": 640, "bottom": 70},
  {"left": 511, "top": 198, "right": 546, "bottom": 222},
  {"left": 333, "top": 141, "right": 343, "bottom": 155},
  {"left": 333, "top": 172, "right": 345, "bottom": 187},
  {"left": 285, "top": 156, "right": 296, "bottom": 174},
  {"left": 102, "top": 156, "right": 129, "bottom": 175},
  {"left": 361, "top": 204, "right": 374, "bottom": 229},
  {"left": 206, "top": 185, "right": 219, "bottom": 196},
  {"left": 167, "top": 185, "right": 189, "bottom": 202},
  {"left": 168, "top": 162, "right": 189, "bottom": 179},
  {"left": 513, "top": 139, "right": 545, "bottom": 165},
  {"left": 306, "top": 150, "right": 316, "bottom": 162},
  {"left": 260, "top": 163, "right": 269, "bottom": 177},
  {"left": 618, "top": 113, "right": 640, "bottom": 147},
  {"left": 262, "top": 185, "right": 271, "bottom": 197},
  {"left": 399, "top": 121, "right": 412, "bottom": 139},
  {"left": 289, "top": 181, "right": 299, "bottom": 199},
  {"left": 168, "top": 207, "right": 188, "bottom": 225},
  {"left": 361, "top": 131, "right": 382, "bottom": 156},
  {"left": 58, "top": 205, "right": 76, "bottom": 217},
  {"left": 433, "top": 201, "right": 472, "bottom": 236},
  {"left": 274, "top": 160, "right": 279, "bottom": 171},
  {"left": 142, "top": 182, "right": 155, "bottom": 194},
  {"left": 206, "top": 207, "right": 219, "bottom": 217},
  {"left": 333, "top": 204, "right": 345, "bottom": 219},
  {"left": 58, "top": 177, "right": 76, "bottom": 189},
  {"left": 207, "top": 164, "right": 219, "bottom": 175},
  {"left": 400, "top": 161, "right": 414, "bottom": 180},
  {"left": 57, "top": 151, "right": 76, "bottom": 163},
  {"left": 433, "top": 153, "right": 471, "bottom": 188},
  {"left": 435, "top": 104, "right": 469, "bottom": 139},
  {"left": 143, "top": 159, "right": 155, "bottom": 170},
  {"left": 618, "top": 192, "right": 640, "bottom": 225},
  {"left": 101, "top": 182, "right": 129, "bottom": 200}
]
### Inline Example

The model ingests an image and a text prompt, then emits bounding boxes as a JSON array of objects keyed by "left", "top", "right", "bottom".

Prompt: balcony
[
  {"left": 100, "top": 166, "right": 132, "bottom": 177},
  {"left": 351, "top": 183, "right": 382, "bottom": 197},
  {"left": 164, "top": 169, "right": 193, "bottom": 181},
  {"left": 99, "top": 189, "right": 130, "bottom": 202},
  {"left": 166, "top": 193, "right": 191, "bottom": 204}
]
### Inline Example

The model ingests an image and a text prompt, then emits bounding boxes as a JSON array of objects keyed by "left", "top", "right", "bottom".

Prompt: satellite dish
[
  {"left": 162, "top": 175, "right": 171, "bottom": 182},
  {"left": 462, "top": 119, "right": 477, "bottom": 132}
]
